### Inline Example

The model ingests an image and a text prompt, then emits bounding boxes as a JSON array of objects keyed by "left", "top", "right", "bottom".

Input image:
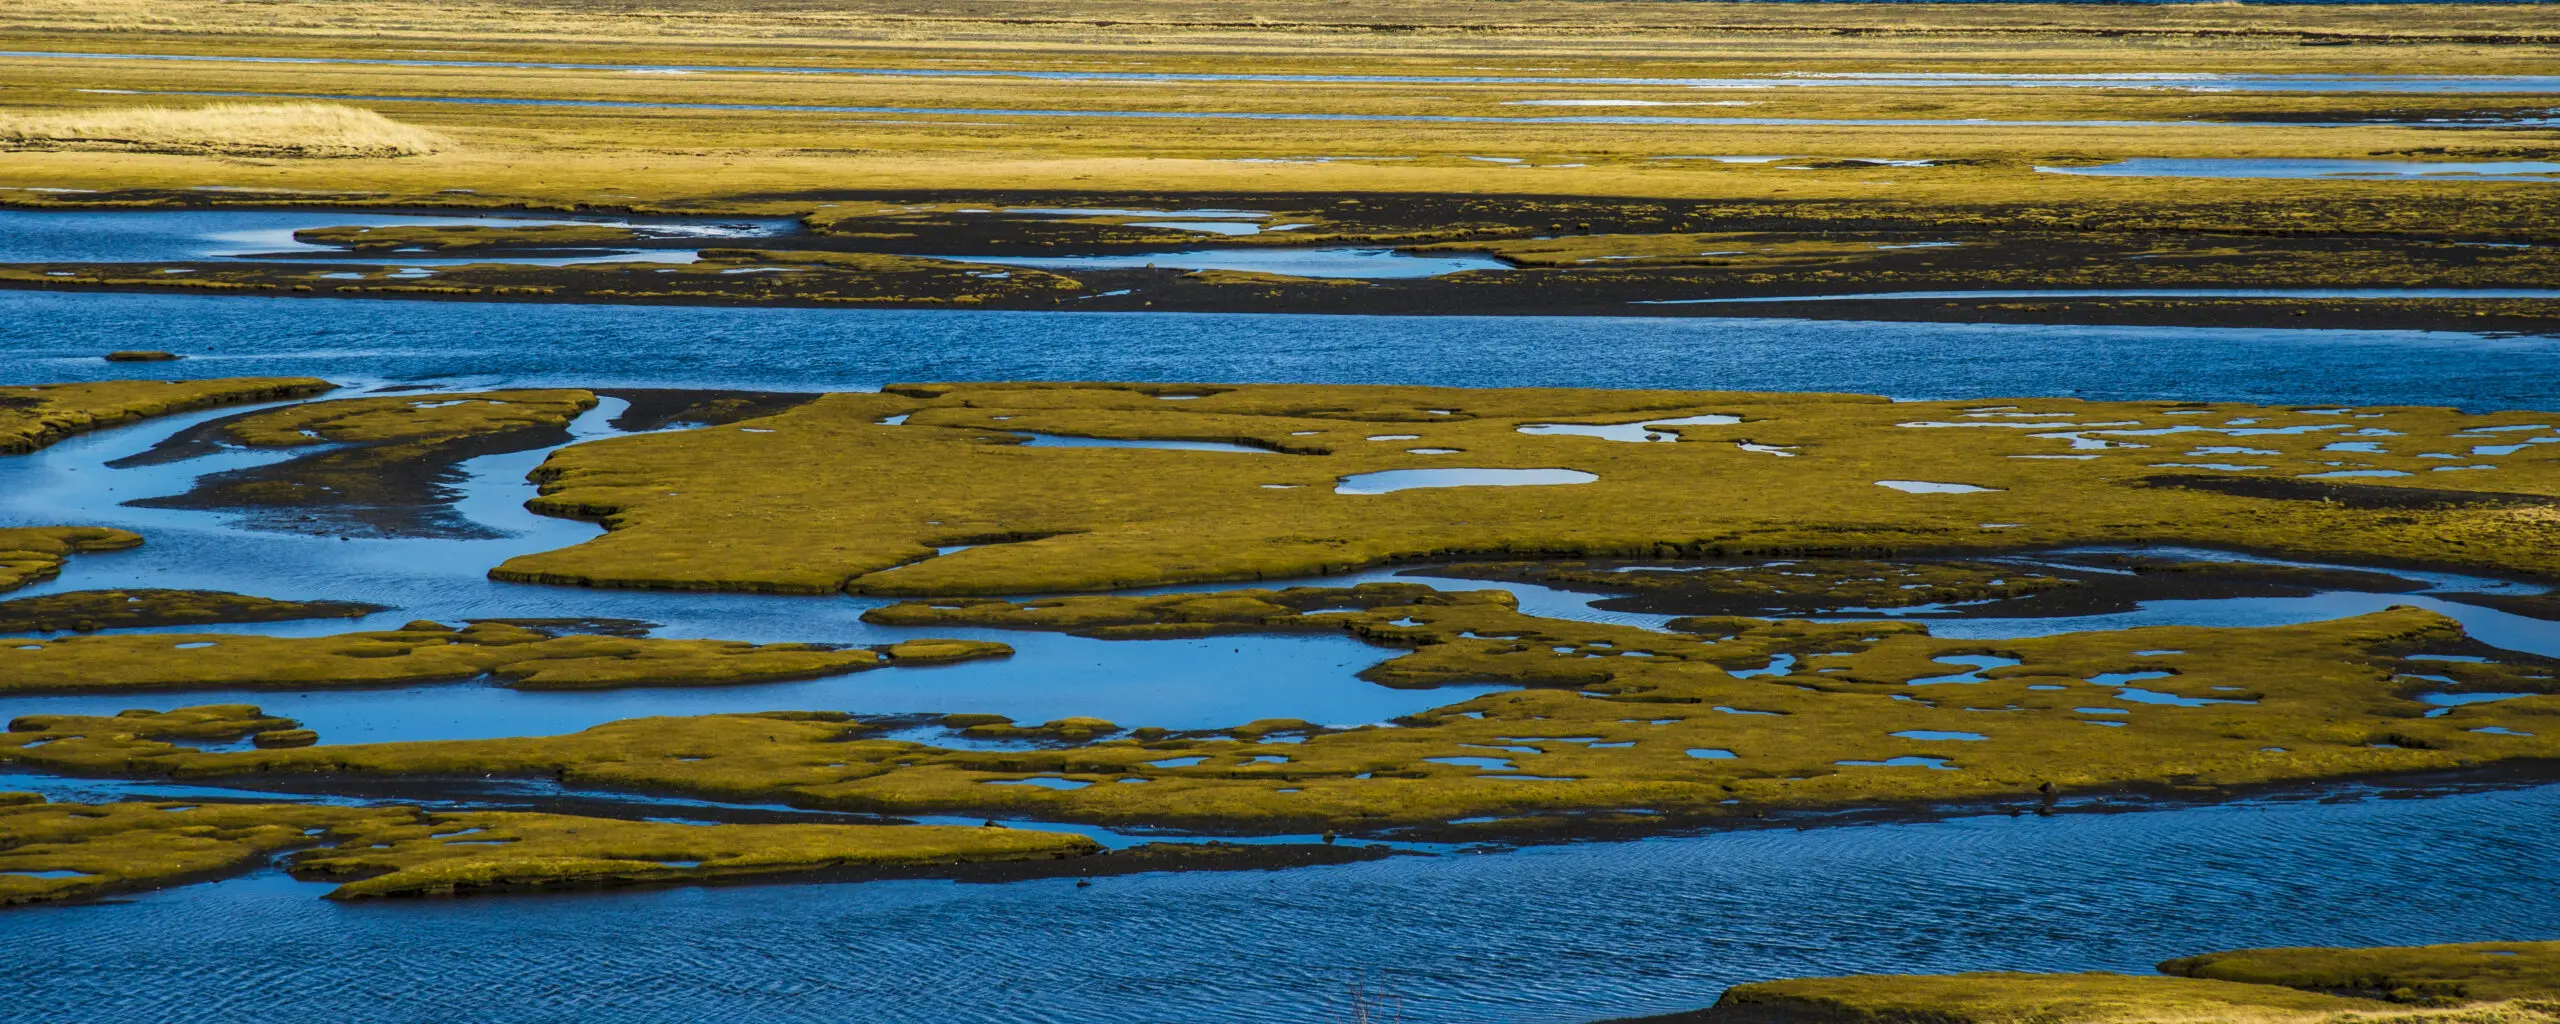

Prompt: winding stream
[{"left": 1, "top": 213, "right": 2557, "bottom": 1023}]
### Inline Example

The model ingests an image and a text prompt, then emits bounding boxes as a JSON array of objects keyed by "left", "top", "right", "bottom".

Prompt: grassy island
[
  {"left": 0, "top": 794, "right": 1095, "bottom": 905},
  {"left": 477, "top": 382, "right": 2560, "bottom": 596},
  {"left": 6, "top": 594, "right": 2550, "bottom": 835},
  {"left": 0, "top": 377, "right": 332, "bottom": 454},
  {"left": 0, "top": 526, "right": 141, "bottom": 593},
  {"left": 0, "top": 619, "right": 1011, "bottom": 694},
  {"left": 1644, "top": 940, "right": 2560, "bottom": 1023}
]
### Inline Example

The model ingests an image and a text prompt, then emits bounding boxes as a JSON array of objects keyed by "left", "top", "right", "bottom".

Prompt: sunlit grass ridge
[{"left": 0, "top": 102, "right": 444, "bottom": 158}]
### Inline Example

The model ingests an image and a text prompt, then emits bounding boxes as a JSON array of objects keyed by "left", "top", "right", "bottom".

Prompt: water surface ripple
[{"left": 2, "top": 782, "right": 2555, "bottom": 1024}]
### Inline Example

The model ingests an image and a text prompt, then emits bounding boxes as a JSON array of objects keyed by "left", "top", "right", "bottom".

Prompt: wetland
[{"left": 1, "top": 0, "right": 2556, "bottom": 1021}]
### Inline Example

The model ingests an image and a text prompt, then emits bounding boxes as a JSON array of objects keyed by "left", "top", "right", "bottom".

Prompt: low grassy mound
[
  {"left": 0, "top": 588, "right": 382, "bottom": 633},
  {"left": 0, "top": 102, "right": 445, "bottom": 158},
  {"left": 0, "top": 526, "right": 141, "bottom": 593},
  {"left": 0, "top": 797, "right": 1098, "bottom": 905},
  {"left": 0, "top": 377, "right": 332, "bottom": 455},
  {"left": 1649, "top": 941, "right": 2560, "bottom": 1023}
]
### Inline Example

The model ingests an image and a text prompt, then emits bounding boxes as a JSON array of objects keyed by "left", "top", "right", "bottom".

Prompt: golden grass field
[{"left": 0, "top": 0, "right": 2549, "bottom": 212}]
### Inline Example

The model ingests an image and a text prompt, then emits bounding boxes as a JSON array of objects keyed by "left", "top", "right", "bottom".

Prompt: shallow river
[
  {"left": 1, "top": 281, "right": 2557, "bottom": 1023},
  {"left": 4, "top": 781, "right": 2556, "bottom": 1024}
]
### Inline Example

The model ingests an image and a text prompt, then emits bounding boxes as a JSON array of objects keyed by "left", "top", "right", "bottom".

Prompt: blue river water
[
  {"left": 2, "top": 282, "right": 2558, "bottom": 1022},
  {"left": 4, "top": 291, "right": 2555, "bottom": 409},
  {"left": 2, "top": 781, "right": 2555, "bottom": 1024}
]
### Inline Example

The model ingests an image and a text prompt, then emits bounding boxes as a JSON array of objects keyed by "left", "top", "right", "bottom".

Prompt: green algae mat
[{"left": 483, "top": 383, "right": 2560, "bottom": 596}]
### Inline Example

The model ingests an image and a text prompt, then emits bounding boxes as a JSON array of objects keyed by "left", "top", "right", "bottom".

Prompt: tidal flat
[{"left": 1, "top": 0, "right": 2557, "bottom": 1020}]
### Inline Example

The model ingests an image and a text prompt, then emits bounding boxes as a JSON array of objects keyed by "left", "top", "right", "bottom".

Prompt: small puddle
[
  {"left": 1891, "top": 730, "right": 1987, "bottom": 741},
  {"left": 1835, "top": 756, "right": 1956, "bottom": 770},
  {"left": 1335, "top": 468, "right": 1597, "bottom": 495},
  {"left": 1515, "top": 413, "right": 1740, "bottom": 443},
  {"left": 1010, "top": 433, "right": 1272, "bottom": 454},
  {"left": 1876, "top": 480, "right": 2002, "bottom": 494},
  {"left": 1425, "top": 756, "right": 1517, "bottom": 771},
  {"left": 1909, "top": 655, "right": 2022, "bottom": 685},
  {"left": 1684, "top": 748, "right": 1737, "bottom": 759},
  {"left": 982, "top": 777, "right": 1093, "bottom": 790},
  {"left": 1729, "top": 654, "right": 1796, "bottom": 679},
  {"left": 2418, "top": 692, "right": 2536, "bottom": 707}
]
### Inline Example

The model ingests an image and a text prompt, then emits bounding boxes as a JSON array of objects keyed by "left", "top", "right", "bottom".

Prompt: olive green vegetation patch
[
  {"left": 1418, "top": 555, "right": 2434, "bottom": 619},
  {"left": 217, "top": 388, "right": 598, "bottom": 447},
  {"left": 486, "top": 383, "right": 2560, "bottom": 597},
  {"left": 290, "top": 810, "right": 1097, "bottom": 899},
  {"left": 292, "top": 223, "right": 641, "bottom": 252},
  {"left": 0, "top": 588, "right": 382, "bottom": 633},
  {"left": 1671, "top": 941, "right": 2560, "bottom": 1023},
  {"left": 125, "top": 389, "right": 604, "bottom": 539},
  {"left": 1698, "top": 972, "right": 2387, "bottom": 1024},
  {"left": 0, "top": 619, "right": 900, "bottom": 694},
  {"left": 0, "top": 377, "right": 333, "bottom": 454},
  {"left": 11, "top": 592, "right": 2553, "bottom": 833},
  {"left": 0, "top": 798, "right": 405, "bottom": 907},
  {"left": 2164, "top": 941, "right": 2560, "bottom": 1007},
  {"left": 0, "top": 525, "right": 142, "bottom": 593},
  {"left": 0, "top": 797, "right": 1097, "bottom": 905}
]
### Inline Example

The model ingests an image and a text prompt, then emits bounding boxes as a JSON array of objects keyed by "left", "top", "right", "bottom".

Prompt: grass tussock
[{"left": 0, "top": 103, "right": 445, "bottom": 158}]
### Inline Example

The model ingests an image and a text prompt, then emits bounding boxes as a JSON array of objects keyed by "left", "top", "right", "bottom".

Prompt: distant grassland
[
  {"left": 0, "top": 0, "right": 2552, "bottom": 213},
  {"left": 10, "top": 0, "right": 2559, "bottom": 74}
]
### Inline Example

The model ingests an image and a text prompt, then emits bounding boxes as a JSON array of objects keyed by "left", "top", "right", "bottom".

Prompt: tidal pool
[
  {"left": 1335, "top": 468, "right": 1598, "bottom": 494},
  {"left": 1515, "top": 413, "right": 1741, "bottom": 442}
]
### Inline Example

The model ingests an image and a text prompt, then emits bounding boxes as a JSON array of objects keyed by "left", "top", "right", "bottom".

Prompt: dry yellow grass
[{"left": 0, "top": 102, "right": 444, "bottom": 158}]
